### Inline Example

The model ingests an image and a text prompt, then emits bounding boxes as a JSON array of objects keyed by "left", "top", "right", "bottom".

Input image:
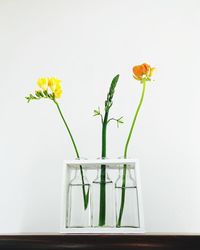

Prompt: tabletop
[{"left": 0, "top": 234, "right": 200, "bottom": 250}]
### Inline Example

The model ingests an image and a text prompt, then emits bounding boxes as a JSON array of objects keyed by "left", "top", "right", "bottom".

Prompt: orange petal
[
  {"left": 133, "top": 65, "right": 143, "bottom": 77},
  {"left": 141, "top": 63, "right": 150, "bottom": 74}
]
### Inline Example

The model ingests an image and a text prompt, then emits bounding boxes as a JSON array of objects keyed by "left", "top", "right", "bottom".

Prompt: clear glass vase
[
  {"left": 67, "top": 167, "right": 91, "bottom": 228},
  {"left": 92, "top": 165, "right": 115, "bottom": 227},
  {"left": 115, "top": 165, "right": 140, "bottom": 228}
]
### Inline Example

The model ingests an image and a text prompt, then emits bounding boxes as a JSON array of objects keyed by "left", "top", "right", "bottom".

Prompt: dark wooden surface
[{"left": 0, "top": 235, "right": 200, "bottom": 250}]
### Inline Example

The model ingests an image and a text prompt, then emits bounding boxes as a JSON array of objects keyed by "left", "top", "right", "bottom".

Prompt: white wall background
[{"left": 0, "top": 0, "right": 200, "bottom": 234}]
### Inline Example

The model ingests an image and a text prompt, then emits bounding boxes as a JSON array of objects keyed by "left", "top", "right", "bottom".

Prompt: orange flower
[{"left": 133, "top": 63, "right": 155, "bottom": 81}]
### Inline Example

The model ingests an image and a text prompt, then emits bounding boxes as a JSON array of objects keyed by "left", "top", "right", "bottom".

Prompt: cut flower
[{"left": 133, "top": 63, "right": 155, "bottom": 82}]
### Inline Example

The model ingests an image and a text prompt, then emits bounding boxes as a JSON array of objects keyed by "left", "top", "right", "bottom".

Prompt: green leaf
[
  {"left": 93, "top": 107, "right": 101, "bottom": 116},
  {"left": 116, "top": 117, "right": 124, "bottom": 128},
  {"left": 118, "top": 116, "right": 124, "bottom": 123}
]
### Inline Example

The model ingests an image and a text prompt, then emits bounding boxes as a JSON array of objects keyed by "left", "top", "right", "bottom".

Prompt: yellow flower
[
  {"left": 48, "top": 77, "right": 62, "bottom": 98},
  {"left": 37, "top": 77, "right": 49, "bottom": 90}
]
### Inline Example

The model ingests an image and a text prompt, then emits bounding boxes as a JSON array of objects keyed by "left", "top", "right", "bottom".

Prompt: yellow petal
[
  {"left": 37, "top": 77, "right": 49, "bottom": 91},
  {"left": 48, "top": 77, "right": 62, "bottom": 93},
  {"left": 54, "top": 88, "right": 62, "bottom": 98},
  {"left": 149, "top": 67, "right": 156, "bottom": 77}
]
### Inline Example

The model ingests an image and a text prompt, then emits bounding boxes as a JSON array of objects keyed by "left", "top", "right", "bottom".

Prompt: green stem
[
  {"left": 97, "top": 74, "right": 119, "bottom": 226},
  {"left": 53, "top": 100, "right": 89, "bottom": 209},
  {"left": 117, "top": 82, "right": 146, "bottom": 227},
  {"left": 124, "top": 82, "right": 146, "bottom": 158},
  {"left": 99, "top": 111, "right": 108, "bottom": 226},
  {"left": 116, "top": 164, "right": 127, "bottom": 227}
]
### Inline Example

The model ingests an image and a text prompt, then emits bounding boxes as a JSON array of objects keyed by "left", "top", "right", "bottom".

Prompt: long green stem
[
  {"left": 97, "top": 74, "right": 119, "bottom": 226},
  {"left": 99, "top": 111, "right": 108, "bottom": 226},
  {"left": 117, "top": 82, "right": 146, "bottom": 227},
  {"left": 96, "top": 75, "right": 119, "bottom": 226},
  {"left": 53, "top": 100, "right": 89, "bottom": 209}
]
